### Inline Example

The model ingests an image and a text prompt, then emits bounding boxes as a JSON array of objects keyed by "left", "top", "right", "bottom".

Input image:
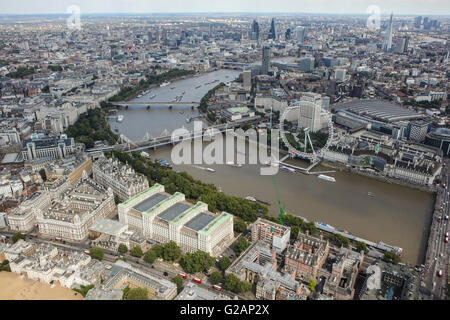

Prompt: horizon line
[{"left": 0, "top": 11, "right": 449, "bottom": 17}]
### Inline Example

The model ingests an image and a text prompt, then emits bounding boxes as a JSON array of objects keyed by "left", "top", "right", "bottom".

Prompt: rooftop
[
  {"left": 185, "top": 212, "right": 216, "bottom": 232},
  {"left": 89, "top": 219, "right": 127, "bottom": 236},
  {"left": 157, "top": 202, "right": 191, "bottom": 222},
  {"left": 133, "top": 193, "right": 168, "bottom": 213}
]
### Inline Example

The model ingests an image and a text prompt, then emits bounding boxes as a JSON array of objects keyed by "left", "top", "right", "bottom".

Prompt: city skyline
[{"left": 1, "top": 0, "right": 450, "bottom": 16}]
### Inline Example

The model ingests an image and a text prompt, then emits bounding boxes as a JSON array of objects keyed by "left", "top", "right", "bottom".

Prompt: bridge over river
[{"left": 113, "top": 101, "right": 199, "bottom": 107}]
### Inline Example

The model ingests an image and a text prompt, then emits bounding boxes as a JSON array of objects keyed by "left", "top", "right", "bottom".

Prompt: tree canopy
[
  {"left": 179, "top": 251, "right": 215, "bottom": 274},
  {"left": 225, "top": 274, "right": 252, "bottom": 294},
  {"left": 89, "top": 248, "right": 104, "bottom": 261},
  {"left": 234, "top": 237, "right": 249, "bottom": 256},
  {"left": 218, "top": 257, "right": 231, "bottom": 271},
  {"left": 233, "top": 218, "right": 247, "bottom": 233},
  {"left": 163, "top": 241, "right": 182, "bottom": 261},
  {"left": 131, "top": 246, "right": 144, "bottom": 258},
  {"left": 12, "top": 232, "right": 25, "bottom": 243},
  {"left": 210, "top": 271, "right": 223, "bottom": 285},
  {"left": 118, "top": 244, "right": 128, "bottom": 255}
]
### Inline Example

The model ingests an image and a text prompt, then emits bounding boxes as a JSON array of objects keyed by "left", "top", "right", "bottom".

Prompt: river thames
[{"left": 108, "top": 67, "right": 435, "bottom": 265}]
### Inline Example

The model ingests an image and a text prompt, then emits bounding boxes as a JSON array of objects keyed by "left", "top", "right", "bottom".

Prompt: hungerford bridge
[
  {"left": 86, "top": 120, "right": 334, "bottom": 174},
  {"left": 113, "top": 101, "right": 199, "bottom": 107},
  {"left": 86, "top": 122, "right": 251, "bottom": 154}
]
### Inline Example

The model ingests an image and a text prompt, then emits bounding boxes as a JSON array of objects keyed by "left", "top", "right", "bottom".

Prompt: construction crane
[{"left": 272, "top": 176, "right": 286, "bottom": 224}]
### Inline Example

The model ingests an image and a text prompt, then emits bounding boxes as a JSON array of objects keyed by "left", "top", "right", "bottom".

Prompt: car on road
[{"left": 438, "top": 270, "right": 443, "bottom": 277}]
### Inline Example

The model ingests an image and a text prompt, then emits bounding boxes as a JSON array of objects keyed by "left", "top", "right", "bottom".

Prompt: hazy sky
[{"left": 0, "top": 0, "right": 449, "bottom": 15}]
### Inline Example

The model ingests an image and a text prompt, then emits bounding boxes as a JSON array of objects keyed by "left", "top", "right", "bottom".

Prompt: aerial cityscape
[{"left": 0, "top": 0, "right": 449, "bottom": 305}]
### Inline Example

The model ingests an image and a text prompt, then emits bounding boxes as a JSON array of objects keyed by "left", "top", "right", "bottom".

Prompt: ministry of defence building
[{"left": 118, "top": 184, "right": 234, "bottom": 257}]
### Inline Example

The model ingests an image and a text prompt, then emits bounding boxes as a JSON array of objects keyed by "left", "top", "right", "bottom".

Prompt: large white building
[
  {"left": 118, "top": 184, "right": 234, "bottom": 257},
  {"left": 7, "top": 191, "right": 52, "bottom": 232},
  {"left": 296, "top": 93, "right": 324, "bottom": 133},
  {"left": 8, "top": 241, "right": 98, "bottom": 289},
  {"left": 37, "top": 173, "right": 115, "bottom": 241},
  {"left": 21, "top": 134, "right": 75, "bottom": 161},
  {"left": 92, "top": 156, "right": 149, "bottom": 202}
]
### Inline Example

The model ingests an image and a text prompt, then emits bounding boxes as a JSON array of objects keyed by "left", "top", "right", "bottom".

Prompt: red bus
[
  {"left": 178, "top": 273, "right": 187, "bottom": 279},
  {"left": 212, "top": 285, "right": 222, "bottom": 292},
  {"left": 55, "top": 237, "right": 63, "bottom": 242},
  {"left": 192, "top": 277, "right": 202, "bottom": 284}
]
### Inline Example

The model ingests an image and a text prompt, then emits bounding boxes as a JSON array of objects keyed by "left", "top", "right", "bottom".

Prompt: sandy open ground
[{"left": 0, "top": 272, "right": 83, "bottom": 300}]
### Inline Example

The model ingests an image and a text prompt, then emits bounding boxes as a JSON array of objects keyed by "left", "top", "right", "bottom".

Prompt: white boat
[
  {"left": 149, "top": 94, "right": 156, "bottom": 99},
  {"left": 245, "top": 196, "right": 257, "bottom": 202},
  {"left": 206, "top": 168, "right": 216, "bottom": 173},
  {"left": 160, "top": 81, "right": 171, "bottom": 87},
  {"left": 227, "top": 161, "right": 243, "bottom": 168},
  {"left": 318, "top": 175, "right": 336, "bottom": 183},
  {"left": 141, "top": 151, "right": 151, "bottom": 159},
  {"left": 117, "top": 115, "right": 124, "bottom": 122}
]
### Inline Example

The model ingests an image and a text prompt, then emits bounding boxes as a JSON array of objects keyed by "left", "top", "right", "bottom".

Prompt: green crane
[{"left": 272, "top": 176, "right": 286, "bottom": 224}]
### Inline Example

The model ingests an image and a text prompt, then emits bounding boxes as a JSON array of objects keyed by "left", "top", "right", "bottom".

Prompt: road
[{"left": 421, "top": 159, "right": 449, "bottom": 300}]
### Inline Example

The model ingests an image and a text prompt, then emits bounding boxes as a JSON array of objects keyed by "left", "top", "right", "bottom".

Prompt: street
[{"left": 421, "top": 159, "right": 449, "bottom": 300}]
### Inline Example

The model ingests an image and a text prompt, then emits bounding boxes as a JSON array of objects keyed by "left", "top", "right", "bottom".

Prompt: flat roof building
[{"left": 118, "top": 184, "right": 234, "bottom": 257}]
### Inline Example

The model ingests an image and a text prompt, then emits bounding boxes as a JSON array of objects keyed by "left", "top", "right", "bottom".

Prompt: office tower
[
  {"left": 148, "top": 31, "right": 153, "bottom": 44},
  {"left": 414, "top": 16, "right": 422, "bottom": 29},
  {"left": 155, "top": 30, "right": 160, "bottom": 45},
  {"left": 261, "top": 46, "right": 270, "bottom": 75},
  {"left": 408, "top": 121, "right": 430, "bottom": 142},
  {"left": 269, "top": 18, "right": 277, "bottom": 40},
  {"left": 382, "top": 13, "right": 394, "bottom": 52},
  {"left": 285, "top": 27, "right": 291, "bottom": 40},
  {"left": 394, "top": 37, "right": 408, "bottom": 54},
  {"left": 243, "top": 70, "right": 252, "bottom": 90},
  {"left": 295, "top": 26, "right": 306, "bottom": 43},
  {"left": 423, "top": 17, "right": 429, "bottom": 29},
  {"left": 162, "top": 28, "right": 167, "bottom": 40},
  {"left": 298, "top": 57, "right": 314, "bottom": 72},
  {"left": 297, "top": 93, "right": 323, "bottom": 133},
  {"left": 251, "top": 19, "right": 260, "bottom": 41},
  {"left": 335, "top": 69, "right": 347, "bottom": 81}
]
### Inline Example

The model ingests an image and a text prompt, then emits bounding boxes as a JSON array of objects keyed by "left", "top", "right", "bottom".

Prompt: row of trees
[
  {"left": 143, "top": 241, "right": 182, "bottom": 264},
  {"left": 383, "top": 251, "right": 402, "bottom": 264},
  {"left": 199, "top": 83, "right": 225, "bottom": 113},
  {"left": 179, "top": 251, "right": 215, "bottom": 274}
]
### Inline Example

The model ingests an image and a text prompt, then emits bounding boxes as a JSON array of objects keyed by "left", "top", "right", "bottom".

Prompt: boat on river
[{"left": 318, "top": 175, "right": 336, "bottom": 183}]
